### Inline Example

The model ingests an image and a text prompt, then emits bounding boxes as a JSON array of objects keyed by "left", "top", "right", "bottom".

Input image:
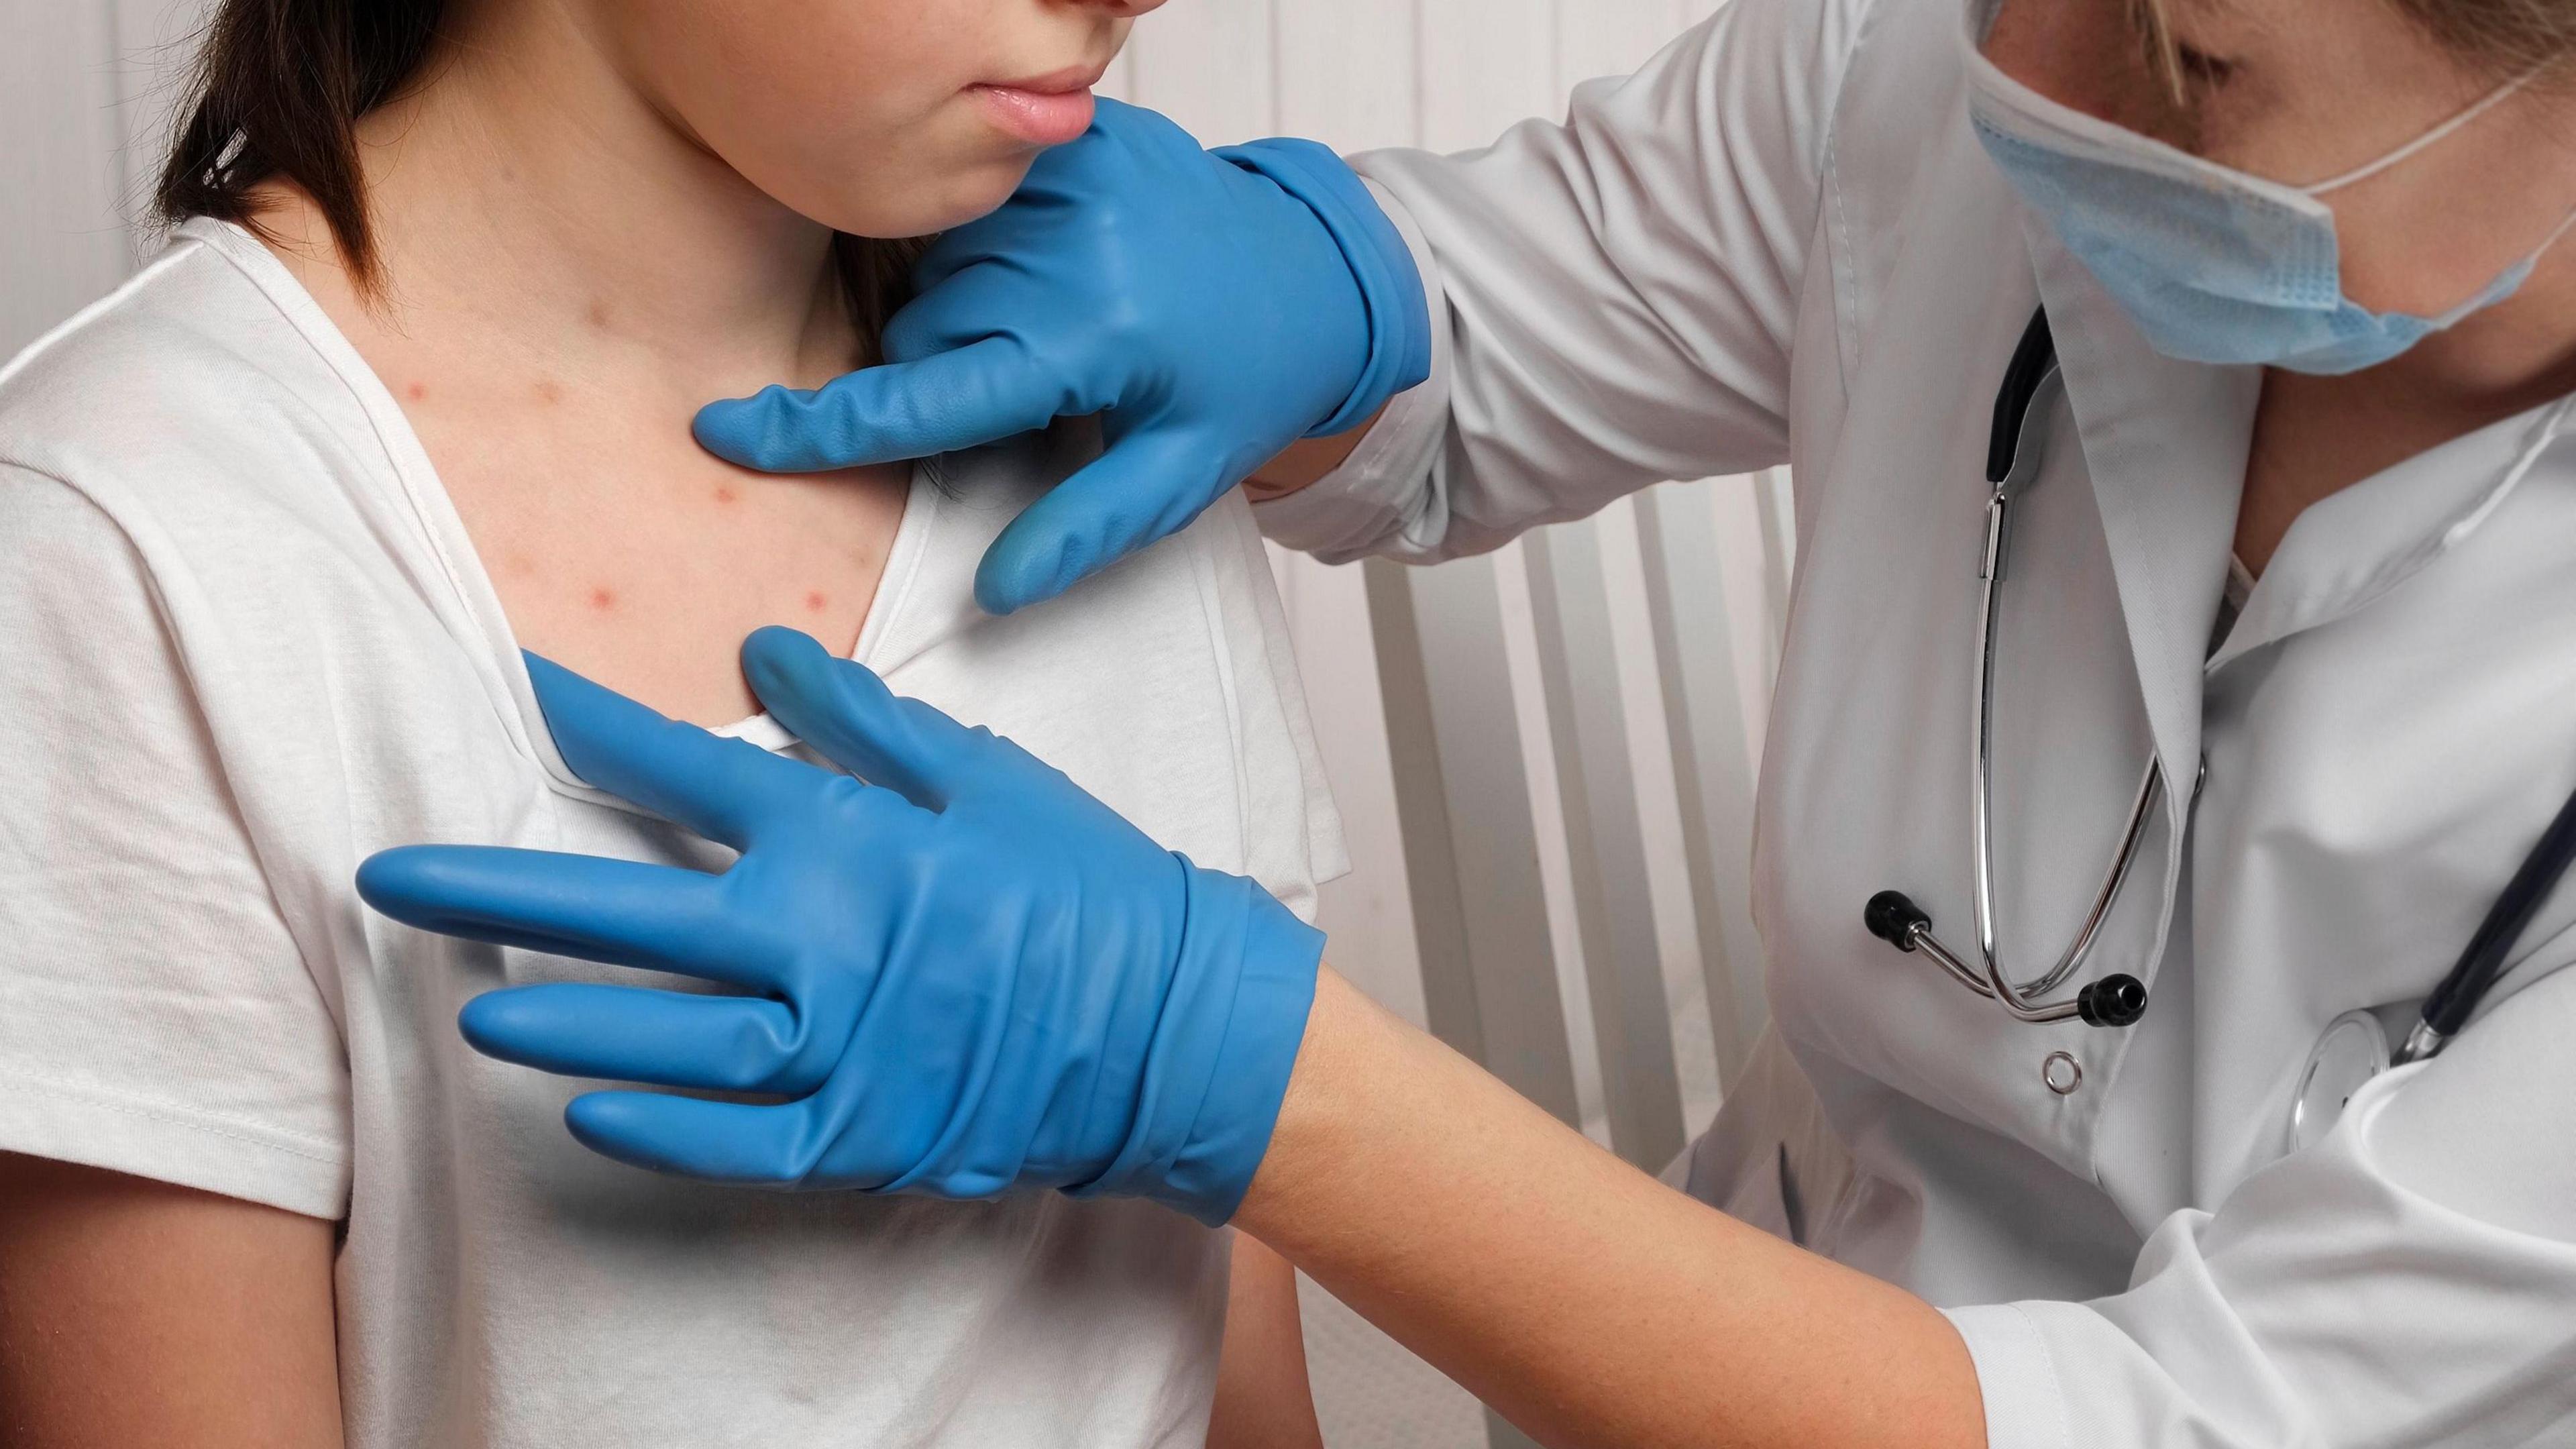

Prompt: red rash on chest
[{"left": 588, "top": 587, "right": 616, "bottom": 611}]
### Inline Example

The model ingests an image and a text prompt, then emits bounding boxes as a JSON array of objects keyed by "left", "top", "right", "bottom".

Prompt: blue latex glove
[
  {"left": 356, "top": 629, "right": 1324, "bottom": 1224},
  {"left": 692, "top": 99, "right": 1432, "bottom": 616}
]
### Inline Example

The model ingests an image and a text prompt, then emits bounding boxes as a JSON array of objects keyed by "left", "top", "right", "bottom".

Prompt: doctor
[{"left": 360, "top": 0, "right": 2576, "bottom": 1442}]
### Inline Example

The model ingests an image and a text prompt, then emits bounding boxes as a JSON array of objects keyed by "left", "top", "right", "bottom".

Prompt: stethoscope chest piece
[{"left": 2286, "top": 1009, "right": 2390, "bottom": 1157}]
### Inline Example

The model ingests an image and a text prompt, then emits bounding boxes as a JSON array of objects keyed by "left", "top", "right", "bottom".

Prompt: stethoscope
[{"left": 1861, "top": 307, "right": 2576, "bottom": 1148}]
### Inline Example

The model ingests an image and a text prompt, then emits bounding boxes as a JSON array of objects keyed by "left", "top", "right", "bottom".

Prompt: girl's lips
[{"left": 973, "top": 84, "right": 1097, "bottom": 146}]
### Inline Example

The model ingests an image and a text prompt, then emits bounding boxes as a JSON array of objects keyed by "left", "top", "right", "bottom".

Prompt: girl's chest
[{"left": 415, "top": 396, "right": 914, "bottom": 729}]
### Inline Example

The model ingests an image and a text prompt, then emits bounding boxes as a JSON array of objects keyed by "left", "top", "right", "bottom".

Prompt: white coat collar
[
  {"left": 2208, "top": 396, "right": 2576, "bottom": 672},
  {"left": 2021, "top": 217, "right": 2260, "bottom": 817}
]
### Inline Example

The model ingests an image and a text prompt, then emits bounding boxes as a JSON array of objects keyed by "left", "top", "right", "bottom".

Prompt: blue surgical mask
[{"left": 1963, "top": 19, "right": 2567, "bottom": 375}]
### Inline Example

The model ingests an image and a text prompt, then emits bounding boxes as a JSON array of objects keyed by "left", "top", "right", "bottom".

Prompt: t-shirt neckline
[{"left": 172, "top": 216, "right": 938, "bottom": 807}]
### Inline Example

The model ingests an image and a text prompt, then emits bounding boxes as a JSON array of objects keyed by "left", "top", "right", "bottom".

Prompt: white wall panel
[
  {"left": 1636, "top": 482, "right": 1773, "bottom": 1086},
  {"left": 3, "top": 1, "right": 128, "bottom": 358},
  {"left": 1275, "top": 0, "right": 1417, "bottom": 154},
  {"left": 1556, "top": 0, "right": 1692, "bottom": 98},
  {"left": 113, "top": 0, "right": 216, "bottom": 218},
  {"left": 1417, "top": 0, "right": 1557, "bottom": 151},
  {"left": 1594, "top": 495, "right": 1731, "bottom": 1135},
  {"left": 1489, "top": 536, "right": 1607, "bottom": 1147},
  {"left": 1121, "top": 0, "right": 1276, "bottom": 144},
  {"left": 2, "top": 0, "right": 213, "bottom": 360},
  {"left": 1093, "top": 44, "right": 1137, "bottom": 104},
  {"left": 1525, "top": 518, "right": 1688, "bottom": 1169}
]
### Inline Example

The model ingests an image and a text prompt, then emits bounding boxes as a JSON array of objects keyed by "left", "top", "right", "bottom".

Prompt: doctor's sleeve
[
  {"left": 1949, "top": 961, "right": 2576, "bottom": 1449},
  {"left": 0, "top": 464, "right": 352, "bottom": 1220},
  {"left": 1254, "top": 0, "right": 1874, "bottom": 565}
]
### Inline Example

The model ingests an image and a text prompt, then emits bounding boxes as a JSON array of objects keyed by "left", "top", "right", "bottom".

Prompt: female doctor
[{"left": 360, "top": 0, "right": 2576, "bottom": 1442}]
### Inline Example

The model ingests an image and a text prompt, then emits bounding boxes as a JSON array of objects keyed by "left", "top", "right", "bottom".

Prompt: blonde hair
[
  {"left": 2131, "top": 0, "right": 2576, "bottom": 96},
  {"left": 2125, "top": 0, "right": 2189, "bottom": 97}
]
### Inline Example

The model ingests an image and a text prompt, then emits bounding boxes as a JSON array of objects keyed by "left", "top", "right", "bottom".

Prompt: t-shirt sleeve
[{"left": 0, "top": 463, "right": 352, "bottom": 1219}]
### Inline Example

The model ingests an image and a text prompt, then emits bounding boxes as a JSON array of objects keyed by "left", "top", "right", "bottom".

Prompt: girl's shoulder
[
  {"left": 0, "top": 218, "right": 416, "bottom": 557},
  {"left": 0, "top": 220, "right": 528, "bottom": 848},
  {"left": 0, "top": 219, "right": 478, "bottom": 684}
]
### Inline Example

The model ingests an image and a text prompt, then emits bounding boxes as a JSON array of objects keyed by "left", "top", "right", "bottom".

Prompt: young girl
[{"left": 0, "top": 1, "right": 1338, "bottom": 1444}]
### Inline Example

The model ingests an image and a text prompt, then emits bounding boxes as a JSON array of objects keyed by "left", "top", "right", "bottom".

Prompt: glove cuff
[
  {"left": 1214, "top": 138, "right": 1434, "bottom": 440},
  {"left": 1077, "top": 858, "right": 1324, "bottom": 1225}
]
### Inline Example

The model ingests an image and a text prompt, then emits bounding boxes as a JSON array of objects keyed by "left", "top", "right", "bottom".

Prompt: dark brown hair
[{"left": 155, "top": 0, "right": 922, "bottom": 348}]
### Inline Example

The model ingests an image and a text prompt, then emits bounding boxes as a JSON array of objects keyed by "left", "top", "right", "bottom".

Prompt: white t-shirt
[{"left": 0, "top": 217, "right": 1346, "bottom": 1448}]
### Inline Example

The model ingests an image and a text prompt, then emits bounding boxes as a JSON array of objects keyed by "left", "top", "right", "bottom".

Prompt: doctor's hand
[
  {"left": 355, "top": 628, "right": 1324, "bottom": 1225},
  {"left": 691, "top": 99, "right": 1431, "bottom": 616}
]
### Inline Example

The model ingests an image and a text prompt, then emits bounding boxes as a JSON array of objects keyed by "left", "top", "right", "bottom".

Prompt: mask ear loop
[
  {"left": 2493, "top": 202, "right": 2576, "bottom": 301},
  {"left": 2303, "top": 71, "right": 2536, "bottom": 195},
  {"left": 2328, "top": 67, "right": 2576, "bottom": 323}
]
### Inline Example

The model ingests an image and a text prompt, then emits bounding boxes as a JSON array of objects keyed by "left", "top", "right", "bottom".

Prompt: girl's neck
[
  {"left": 317, "top": 0, "right": 861, "bottom": 395},
  {"left": 240, "top": 3, "right": 914, "bottom": 731}
]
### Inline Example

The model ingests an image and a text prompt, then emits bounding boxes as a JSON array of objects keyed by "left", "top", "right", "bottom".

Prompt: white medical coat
[{"left": 1255, "top": 0, "right": 2576, "bottom": 1441}]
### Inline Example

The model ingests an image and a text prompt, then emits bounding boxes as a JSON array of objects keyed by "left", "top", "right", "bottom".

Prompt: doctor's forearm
[
  {"left": 1236, "top": 971, "right": 1986, "bottom": 1449},
  {"left": 1244, "top": 405, "right": 1389, "bottom": 500}
]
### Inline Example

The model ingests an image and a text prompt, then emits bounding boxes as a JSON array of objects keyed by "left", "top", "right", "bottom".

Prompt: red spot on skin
[
  {"left": 586, "top": 301, "right": 611, "bottom": 329},
  {"left": 534, "top": 380, "right": 564, "bottom": 405},
  {"left": 714, "top": 486, "right": 739, "bottom": 504},
  {"left": 405, "top": 381, "right": 428, "bottom": 400},
  {"left": 588, "top": 587, "right": 616, "bottom": 611},
  {"left": 805, "top": 591, "right": 829, "bottom": 613}
]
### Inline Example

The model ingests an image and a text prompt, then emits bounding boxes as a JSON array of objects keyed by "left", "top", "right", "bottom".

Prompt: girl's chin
[{"left": 780, "top": 167, "right": 1020, "bottom": 241}]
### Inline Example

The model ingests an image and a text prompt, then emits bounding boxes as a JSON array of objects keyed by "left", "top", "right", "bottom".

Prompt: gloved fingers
[
  {"left": 877, "top": 270, "right": 1121, "bottom": 419},
  {"left": 895, "top": 231, "right": 1053, "bottom": 329},
  {"left": 905, "top": 231, "right": 1008, "bottom": 299},
  {"left": 357, "top": 846, "right": 774, "bottom": 986},
  {"left": 525, "top": 653, "right": 812, "bottom": 850},
  {"left": 458, "top": 982, "right": 831, "bottom": 1096},
  {"left": 564, "top": 1090, "right": 900, "bottom": 1188},
  {"left": 690, "top": 337, "right": 1065, "bottom": 474},
  {"left": 740, "top": 627, "right": 983, "bottom": 812},
  {"left": 973, "top": 429, "right": 1237, "bottom": 615},
  {"left": 875, "top": 269, "right": 1050, "bottom": 368}
]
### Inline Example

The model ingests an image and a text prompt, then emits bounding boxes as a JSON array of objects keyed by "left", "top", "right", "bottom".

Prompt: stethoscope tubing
[
  {"left": 2400, "top": 761, "right": 2576, "bottom": 1062},
  {"left": 1874, "top": 302, "right": 2576, "bottom": 1066},
  {"left": 1868, "top": 308, "right": 2153, "bottom": 1030},
  {"left": 1971, "top": 396, "right": 2167, "bottom": 1003}
]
